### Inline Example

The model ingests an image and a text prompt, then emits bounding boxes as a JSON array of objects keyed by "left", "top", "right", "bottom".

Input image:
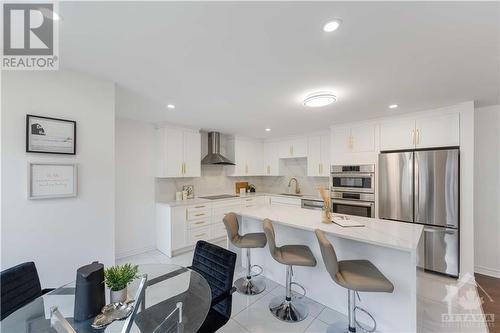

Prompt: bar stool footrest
[{"left": 354, "top": 306, "right": 376, "bottom": 333}]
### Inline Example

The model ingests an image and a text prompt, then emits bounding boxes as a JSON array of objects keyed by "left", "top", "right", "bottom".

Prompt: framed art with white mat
[{"left": 28, "top": 163, "right": 78, "bottom": 199}]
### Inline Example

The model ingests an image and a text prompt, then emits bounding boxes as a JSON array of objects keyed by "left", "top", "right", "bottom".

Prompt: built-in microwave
[
  {"left": 330, "top": 165, "right": 375, "bottom": 193},
  {"left": 330, "top": 165, "right": 376, "bottom": 218}
]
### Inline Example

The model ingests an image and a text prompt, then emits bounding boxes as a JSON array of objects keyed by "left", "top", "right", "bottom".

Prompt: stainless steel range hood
[{"left": 201, "top": 132, "right": 235, "bottom": 165}]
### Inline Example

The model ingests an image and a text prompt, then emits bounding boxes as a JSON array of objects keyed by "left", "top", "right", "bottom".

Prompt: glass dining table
[{"left": 0, "top": 264, "right": 212, "bottom": 333}]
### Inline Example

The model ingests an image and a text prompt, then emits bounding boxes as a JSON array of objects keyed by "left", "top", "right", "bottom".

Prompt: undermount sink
[{"left": 279, "top": 193, "right": 303, "bottom": 197}]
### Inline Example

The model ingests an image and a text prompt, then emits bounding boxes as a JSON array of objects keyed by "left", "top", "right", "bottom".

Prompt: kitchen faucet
[{"left": 288, "top": 177, "right": 300, "bottom": 194}]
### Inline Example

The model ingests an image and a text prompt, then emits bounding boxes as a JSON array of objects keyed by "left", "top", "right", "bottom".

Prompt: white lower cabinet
[
  {"left": 188, "top": 226, "right": 211, "bottom": 245},
  {"left": 270, "top": 196, "right": 301, "bottom": 207},
  {"left": 157, "top": 195, "right": 275, "bottom": 257}
]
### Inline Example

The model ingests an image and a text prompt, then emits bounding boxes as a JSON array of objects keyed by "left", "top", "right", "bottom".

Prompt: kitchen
[{"left": 2, "top": 2, "right": 497, "bottom": 333}]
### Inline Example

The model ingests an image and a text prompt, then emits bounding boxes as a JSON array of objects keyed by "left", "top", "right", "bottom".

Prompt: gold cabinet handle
[
  {"left": 412, "top": 129, "right": 416, "bottom": 145},
  {"left": 291, "top": 146, "right": 294, "bottom": 156},
  {"left": 245, "top": 164, "right": 248, "bottom": 174},
  {"left": 267, "top": 165, "right": 270, "bottom": 174},
  {"left": 185, "top": 208, "right": 188, "bottom": 220},
  {"left": 194, "top": 205, "right": 205, "bottom": 208},
  {"left": 318, "top": 163, "right": 321, "bottom": 174},
  {"left": 194, "top": 221, "right": 206, "bottom": 225},
  {"left": 195, "top": 213, "right": 205, "bottom": 216},
  {"left": 416, "top": 129, "right": 421, "bottom": 145},
  {"left": 245, "top": 198, "right": 252, "bottom": 201},
  {"left": 246, "top": 205, "right": 253, "bottom": 207}
]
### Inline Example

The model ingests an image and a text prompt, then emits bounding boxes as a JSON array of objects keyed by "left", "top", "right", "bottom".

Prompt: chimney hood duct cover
[{"left": 201, "top": 132, "right": 235, "bottom": 165}]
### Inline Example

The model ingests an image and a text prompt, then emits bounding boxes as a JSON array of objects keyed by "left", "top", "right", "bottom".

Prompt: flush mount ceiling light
[
  {"left": 388, "top": 104, "right": 399, "bottom": 109},
  {"left": 265, "top": 128, "right": 271, "bottom": 132},
  {"left": 303, "top": 91, "right": 337, "bottom": 107},
  {"left": 323, "top": 19, "right": 342, "bottom": 32},
  {"left": 166, "top": 104, "right": 175, "bottom": 109}
]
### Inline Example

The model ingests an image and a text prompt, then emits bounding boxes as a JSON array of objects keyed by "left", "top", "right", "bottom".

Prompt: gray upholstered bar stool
[
  {"left": 223, "top": 212, "right": 267, "bottom": 295},
  {"left": 263, "top": 219, "right": 317, "bottom": 323},
  {"left": 315, "top": 229, "right": 394, "bottom": 333}
]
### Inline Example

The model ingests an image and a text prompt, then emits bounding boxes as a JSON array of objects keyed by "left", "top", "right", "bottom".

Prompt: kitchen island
[{"left": 230, "top": 205, "right": 424, "bottom": 333}]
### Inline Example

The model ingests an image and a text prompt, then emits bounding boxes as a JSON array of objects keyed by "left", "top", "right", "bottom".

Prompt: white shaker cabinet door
[
  {"left": 351, "top": 123, "right": 375, "bottom": 153},
  {"left": 183, "top": 130, "right": 201, "bottom": 177},
  {"left": 307, "top": 136, "right": 321, "bottom": 176},
  {"left": 163, "top": 128, "right": 184, "bottom": 177},
  {"left": 380, "top": 119, "right": 416, "bottom": 151},
  {"left": 415, "top": 113, "right": 459, "bottom": 149}
]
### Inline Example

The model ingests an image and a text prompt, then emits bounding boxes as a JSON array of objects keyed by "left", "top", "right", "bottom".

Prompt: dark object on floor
[
  {"left": 475, "top": 273, "right": 500, "bottom": 333},
  {"left": 0, "top": 262, "right": 53, "bottom": 320},
  {"left": 191, "top": 240, "right": 237, "bottom": 333},
  {"left": 74, "top": 261, "right": 105, "bottom": 321}
]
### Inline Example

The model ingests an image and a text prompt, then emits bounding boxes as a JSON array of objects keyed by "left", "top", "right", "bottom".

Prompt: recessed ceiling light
[
  {"left": 323, "top": 19, "right": 342, "bottom": 32},
  {"left": 303, "top": 91, "right": 337, "bottom": 107},
  {"left": 166, "top": 104, "right": 175, "bottom": 109},
  {"left": 265, "top": 128, "right": 271, "bottom": 132},
  {"left": 388, "top": 104, "right": 399, "bottom": 109}
]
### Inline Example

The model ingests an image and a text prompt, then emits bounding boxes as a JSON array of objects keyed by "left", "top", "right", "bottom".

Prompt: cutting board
[{"left": 235, "top": 182, "right": 248, "bottom": 194}]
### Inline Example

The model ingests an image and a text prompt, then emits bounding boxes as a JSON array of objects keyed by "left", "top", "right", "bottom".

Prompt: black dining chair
[
  {"left": 1, "top": 262, "right": 53, "bottom": 320},
  {"left": 190, "top": 240, "right": 237, "bottom": 333}
]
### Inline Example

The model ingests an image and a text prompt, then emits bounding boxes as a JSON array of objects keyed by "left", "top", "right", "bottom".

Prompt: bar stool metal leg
[
  {"left": 326, "top": 290, "right": 377, "bottom": 333},
  {"left": 269, "top": 265, "right": 309, "bottom": 322},
  {"left": 234, "top": 248, "right": 266, "bottom": 295}
]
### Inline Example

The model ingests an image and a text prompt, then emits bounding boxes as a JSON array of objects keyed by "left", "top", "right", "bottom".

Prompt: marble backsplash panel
[{"left": 156, "top": 159, "right": 329, "bottom": 202}]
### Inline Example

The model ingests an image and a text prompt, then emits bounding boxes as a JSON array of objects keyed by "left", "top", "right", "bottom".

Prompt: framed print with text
[
  {"left": 28, "top": 163, "right": 78, "bottom": 199},
  {"left": 26, "top": 115, "right": 76, "bottom": 154}
]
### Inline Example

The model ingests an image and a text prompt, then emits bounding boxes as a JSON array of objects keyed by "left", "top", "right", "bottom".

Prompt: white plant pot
[{"left": 110, "top": 287, "right": 127, "bottom": 303}]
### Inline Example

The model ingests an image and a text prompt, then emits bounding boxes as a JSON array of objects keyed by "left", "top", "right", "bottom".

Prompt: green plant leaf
[{"left": 104, "top": 264, "right": 139, "bottom": 291}]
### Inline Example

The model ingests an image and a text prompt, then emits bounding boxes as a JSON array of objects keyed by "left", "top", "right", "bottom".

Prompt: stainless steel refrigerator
[{"left": 379, "top": 148, "right": 459, "bottom": 277}]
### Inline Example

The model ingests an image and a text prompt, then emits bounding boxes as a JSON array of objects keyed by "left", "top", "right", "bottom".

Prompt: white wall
[
  {"left": 1, "top": 70, "right": 116, "bottom": 287},
  {"left": 115, "top": 118, "right": 156, "bottom": 258},
  {"left": 474, "top": 105, "right": 500, "bottom": 278}
]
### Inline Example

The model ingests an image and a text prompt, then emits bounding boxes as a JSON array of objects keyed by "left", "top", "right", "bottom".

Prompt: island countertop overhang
[{"left": 233, "top": 205, "right": 424, "bottom": 253}]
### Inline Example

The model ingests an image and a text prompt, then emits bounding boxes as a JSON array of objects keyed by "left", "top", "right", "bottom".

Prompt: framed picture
[
  {"left": 26, "top": 115, "right": 76, "bottom": 154},
  {"left": 28, "top": 163, "right": 78, "bottom": 199},
  {"left": 182, "top": 185, "right": 194, "bottom": 199}
]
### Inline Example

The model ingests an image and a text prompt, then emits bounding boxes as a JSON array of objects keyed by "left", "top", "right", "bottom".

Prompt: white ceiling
[{"left": 59, "top": 2, "right": 499, "bottom": 138}]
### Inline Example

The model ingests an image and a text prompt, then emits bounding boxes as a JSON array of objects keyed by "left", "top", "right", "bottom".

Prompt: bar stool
[
  {"left": 314, "top": 229, "right": 394, "bottom": 333},
  {"left": 262, "top": 219, "right": 317, "bottom": 323},
  {"left": 223, "top": 212, "right": 267, "bottom": 295}
]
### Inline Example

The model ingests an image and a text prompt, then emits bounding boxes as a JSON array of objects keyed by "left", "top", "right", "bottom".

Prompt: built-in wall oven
[{"left": 330, "top": 165, "right": 375, "bottom": 218}]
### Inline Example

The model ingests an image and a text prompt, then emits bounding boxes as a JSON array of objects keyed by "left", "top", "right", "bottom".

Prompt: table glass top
[{"left": 1, "top": 264, "right": 212, "bottom": 333}]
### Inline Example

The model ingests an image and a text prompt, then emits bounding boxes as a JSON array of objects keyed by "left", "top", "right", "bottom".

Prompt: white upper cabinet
[
  {"left": 379, "top": 119, "right": 415, "bottom": 151},
  {"left": 226, "top": 138, "right": 263, "bottom": 176},
  {"left": 332, "top": 123, "right": 376, "bottom": 155},
  {"left": 380, "top": 113, "right": 459, "bottom": 151},
  {"left": 156, "top": 127, "right": 201, "bottom": 178},
  {"left": 307, "top": 134, "right": 330, "bottom": 177},
  {"left": 263, "top": 142, "right": 280, "bottom": 176},
  {"left": 350, "top": 123, "right": 376, "bottom": 153},
  {"left": 278, "top": 138, "right": 307, "bottom": 158},
  {"left": 183, "top": 130, "right": 202, "bottom": 177},
  {"left": 415, "top": 113, "right": 459, "bottom": 148}
]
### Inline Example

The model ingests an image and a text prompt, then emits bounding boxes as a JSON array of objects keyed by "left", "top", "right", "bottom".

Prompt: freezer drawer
[{"left": 419, "top": 226, "right": 459, "bottom": 277}]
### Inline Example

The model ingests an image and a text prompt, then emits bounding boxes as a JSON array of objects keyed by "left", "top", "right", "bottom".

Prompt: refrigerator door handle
[{"left": 415, "top": 152, "right": 419, "bottom": 223}]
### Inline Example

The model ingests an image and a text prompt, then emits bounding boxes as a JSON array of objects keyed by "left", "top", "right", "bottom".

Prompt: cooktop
[{"left": 199, "top": 194, "right": 239, "bottom": 200}]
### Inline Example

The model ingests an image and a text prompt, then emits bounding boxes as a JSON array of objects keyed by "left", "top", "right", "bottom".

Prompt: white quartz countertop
[
  {"left": 234, "top": 205, "right": 424, "bottom": 252},
  {"left": 157, "top": 192, "right": 322, "bottom": 207}
]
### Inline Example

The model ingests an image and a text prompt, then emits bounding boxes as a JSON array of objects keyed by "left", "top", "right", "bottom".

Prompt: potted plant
[{"left": 104, "top": 263, "right": 139, "bottom": 303}]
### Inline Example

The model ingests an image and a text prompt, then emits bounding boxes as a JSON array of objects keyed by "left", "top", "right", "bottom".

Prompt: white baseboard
[
  {"left": 475, "top": 265, "right": 500, "bottom": 279},
  {"left": 115, "top": 245, "right": 156, "bottom": 260}
]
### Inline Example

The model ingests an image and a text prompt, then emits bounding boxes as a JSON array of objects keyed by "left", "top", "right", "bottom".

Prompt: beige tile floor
[{"left": 117, "top": 244, "right": 487, "bottom": 333}]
